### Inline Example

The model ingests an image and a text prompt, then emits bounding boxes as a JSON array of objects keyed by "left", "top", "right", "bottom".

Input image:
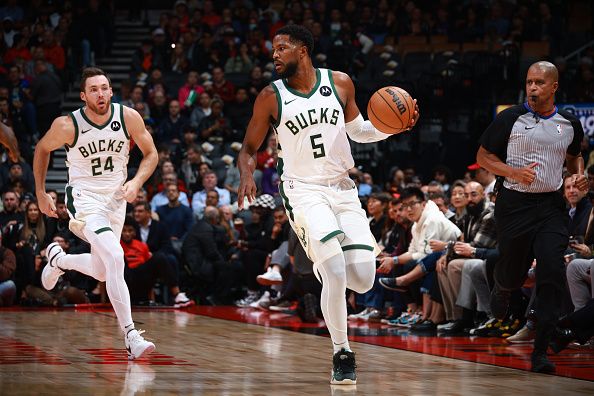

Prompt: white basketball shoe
[
  {"left": 125, "top": 329, "right": 156, "bottom": 360},
  {"left": 41, "top": 242, "right": 66, "bottom": 290}
]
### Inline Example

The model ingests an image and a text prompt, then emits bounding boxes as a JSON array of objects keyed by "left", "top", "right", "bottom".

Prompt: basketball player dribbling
[
  {"left": 33, "top": 67, "right": 158, "bottom": 359},
  {"left": 238, "top": 25, "right": 419, "bottom": 384}
]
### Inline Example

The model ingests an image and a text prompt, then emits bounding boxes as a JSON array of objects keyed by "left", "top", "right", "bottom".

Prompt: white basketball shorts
[
  {"left": 278, "top": 177, "right": 380, "bottom": 264},
  {"left": 64, "top": 184, "right": 127, "bottom": 242}
]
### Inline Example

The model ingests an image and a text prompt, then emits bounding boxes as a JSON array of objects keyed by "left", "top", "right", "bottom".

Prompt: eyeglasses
[{"left": 402, "top": 201, "right": 422, "bottom": 210}]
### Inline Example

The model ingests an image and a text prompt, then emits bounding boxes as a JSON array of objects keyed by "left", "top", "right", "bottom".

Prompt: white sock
[
  {"left": 316, "top": 248, "right": 351, "bottom": 354},
  {"left": 82, "top": 227, "right": 133, "bottom": 333}
]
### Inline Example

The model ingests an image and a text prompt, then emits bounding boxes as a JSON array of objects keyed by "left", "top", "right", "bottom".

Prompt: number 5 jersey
[{"left": 270, "top": 68, "right": 354, "bottom": 184}]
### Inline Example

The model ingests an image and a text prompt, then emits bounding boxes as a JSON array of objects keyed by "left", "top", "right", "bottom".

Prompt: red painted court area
[
  {"left": 0, "top": 336, "right": 70, "bottom": 365},
  {"left": 187, "top": 305, "right": 594, "bottom": 382},
  {"left": 2, "top": 305, "right": 593, "bottom": 382}
]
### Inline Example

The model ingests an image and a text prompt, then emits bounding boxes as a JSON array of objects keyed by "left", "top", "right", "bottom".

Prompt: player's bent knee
[
  {"left": 344, "top": 249, "right": 376, "bottom": 293},
  {"left": 318, "top": 251, "right": 347, "bottom": 281},
  {"left": 347, "top": 270, "right": 375, "bottom": 294}
]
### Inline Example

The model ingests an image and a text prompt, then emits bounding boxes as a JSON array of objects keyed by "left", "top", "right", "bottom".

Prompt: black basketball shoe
[{"left": 331, "top": 348, "right": 357, "bottom": 385}]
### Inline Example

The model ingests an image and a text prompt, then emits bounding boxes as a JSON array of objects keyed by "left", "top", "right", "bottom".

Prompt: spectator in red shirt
[
  {"left": 4, "top": 34, "right": 31, "bottom": 65},
  {"left": 121, "top": 218, "right": 192, "bottom": 307},
  {"left": 41, "top": 30, "right": 65, "bottom": 71},
  {"left": 178, "top": 70, "right": 204, "bottom": 111},
  {"left": 201, "top": 0, "right": 221, "bottom": 28},
  {"left": 208, "top": 66, "right": 235, "bottom": 104},
  {"left": 256, "top": 133, "right": 277, "bottom": 170},
  {"left": 173, "top": 0, "right": 190, "bottom": 33}
]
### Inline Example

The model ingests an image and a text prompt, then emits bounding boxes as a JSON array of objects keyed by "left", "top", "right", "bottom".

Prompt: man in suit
[
  {"left": 133, "top": 201, "right": 173, "bottom": 255},
  {"left": 564, "top": 174, "right": 591, "bottom": 239},
  {"left": 132, "top": 201, "right": 186, "bottom": 299},
  {"left": 182, "top": 206, "right": 235, "bottom": 304}
]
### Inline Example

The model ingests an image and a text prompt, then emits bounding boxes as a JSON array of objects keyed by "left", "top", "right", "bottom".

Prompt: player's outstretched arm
[
  {"left": 237, "top": 85, "right": 277, "bottom": 208},
  {"left": 34, "top": 116, "right": 75, "bottom": 217},
  {"left": 332, "top": 71, "right": 420, "bottom": 143},
  {"left": 0, "top": 121, "right": 20, "bottom": 162},
  {"left": 122, "top": 106, "right": 158, "bottom": 203}
]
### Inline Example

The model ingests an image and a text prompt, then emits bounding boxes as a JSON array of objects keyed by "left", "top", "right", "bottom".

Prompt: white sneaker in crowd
[
  {"left": 235, "top": 291, "right": 259, "bottom": 307},
  {"left": 250, "top": 291, "right": 271, "bottom": 308},
  {"left": 257, "top": 268, "right": 283, "bottom": 286},
  {"left": 359, "top": 308, "right": 382, "bottom": 322},
  {"left": 506, "top": 324, "right": 535, "bottom": 343},
  {"left": 173, "top": 292, "right": 195, "bottom": 308},
  {"left": 348, "top": 307, "right": 372, "bottom": 321}
]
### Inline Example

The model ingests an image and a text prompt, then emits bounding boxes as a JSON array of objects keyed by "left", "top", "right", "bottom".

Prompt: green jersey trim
[
  {"left": 120, "top": 104, "right": 130, "bottom": 140},
  {"left": 67, "top": 113, "right": 79, "bottom": 149},
  {"left": 321, "top": 230, "right": 344, "bottom": 243},
  {"left": 270, "top": 83, "right": 282, "bottom": 128},
  {"left": 278, "top": 181, "right": 294, "bottom": 221},
  {"left": 341, "top": 244, "right": 374, "bottom": 252},
  {"left": 79, "top": 103, "right": 115, "bottom": 130},
  {"left": 95, "top": 227, "right": 113, "bottom": 234},
  {"left": 328, "top": 70, "right": 345, "bottom": 110},
  {"left": 277, "top": 156, "right": 284, "bottom": 177},
  {"left": 66, "top": 186, "right": 76, "bottom": 218},
  {"left": 282, "top": 68, "right": 321, "bottom": 99}
]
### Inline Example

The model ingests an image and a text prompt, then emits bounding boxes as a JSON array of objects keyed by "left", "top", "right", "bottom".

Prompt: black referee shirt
[{"left": 479, "top": 103, "right": 584, "bottom": 193}]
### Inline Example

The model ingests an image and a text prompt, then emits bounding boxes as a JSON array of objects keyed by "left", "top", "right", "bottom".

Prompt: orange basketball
[{"left": 367, "top": 86, "right": 416, "bottom": 134}]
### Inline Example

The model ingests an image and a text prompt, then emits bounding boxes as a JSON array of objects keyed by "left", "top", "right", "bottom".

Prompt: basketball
[{"left": 367, "top": 86, "right": 416, "bottom": 134}]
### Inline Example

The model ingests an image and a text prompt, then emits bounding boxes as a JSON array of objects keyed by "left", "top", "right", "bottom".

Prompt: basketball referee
[{"left": 477, "top": 61, "right": 587, "bottom": 373}]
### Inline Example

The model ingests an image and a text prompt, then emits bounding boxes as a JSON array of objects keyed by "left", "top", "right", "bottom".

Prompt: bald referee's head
[
  {"left": 526, "top": 61, "right": 559, "bottom": 112},
  {"left": 529, "top": 61, "right": 559, "bottom": 82}
]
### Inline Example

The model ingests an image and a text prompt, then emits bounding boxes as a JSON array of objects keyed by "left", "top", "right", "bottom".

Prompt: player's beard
[
  {"left": 87, "top": 99, "right": 111, "bottom": 116},
  {"left": 278, "top": 60, "right": 298, "bottom": 79}
]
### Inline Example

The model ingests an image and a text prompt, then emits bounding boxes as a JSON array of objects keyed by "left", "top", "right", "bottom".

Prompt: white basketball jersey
[
  {"left": 271, "top": 68, "right": 354, "bottom": 184},
  {"left": 66, "top": 103, "right": 130, "bottom": 193}
]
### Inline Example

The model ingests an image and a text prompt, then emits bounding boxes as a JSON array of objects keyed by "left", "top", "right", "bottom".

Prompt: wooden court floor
[{"left": 1, "top": 307, "right": 594, "bottom": 395}]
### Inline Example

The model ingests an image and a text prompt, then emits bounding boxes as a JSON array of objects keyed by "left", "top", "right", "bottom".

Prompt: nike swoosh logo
[
  {"left": 525, "top": 126, "right": 535, "bottom": 130},
  {"left": 284, "top": 99, "right": 297, "bottom": 105},
  {"left": 81, "top": 128, "right": 91, "bottom": 134}
]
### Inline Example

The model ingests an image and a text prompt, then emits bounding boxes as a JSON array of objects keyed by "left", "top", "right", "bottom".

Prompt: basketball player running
[
  {"left": 33, "top": 67, "right": 158, "bottom": 359},
  {"left": 238, "top": 25, "right": 419, "bottom": 384}
]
